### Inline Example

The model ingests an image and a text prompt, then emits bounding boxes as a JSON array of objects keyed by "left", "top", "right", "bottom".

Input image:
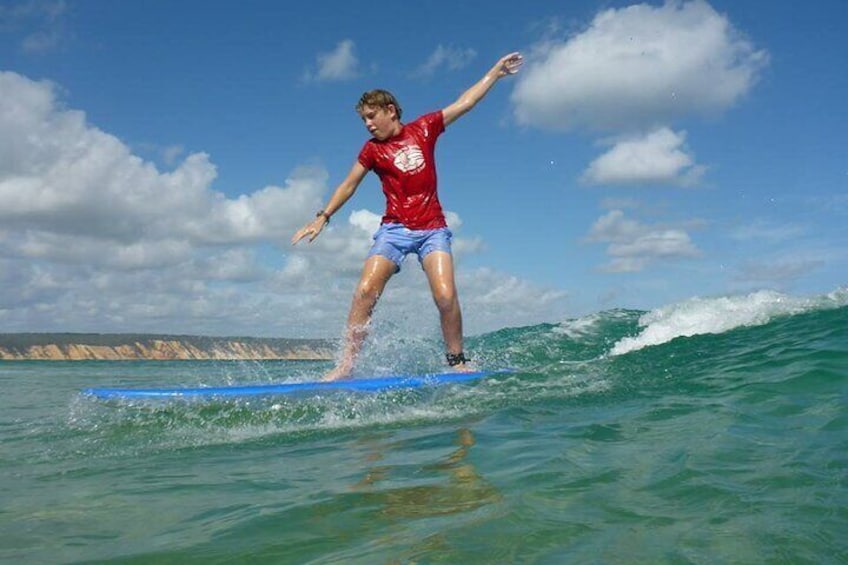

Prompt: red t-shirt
[{"left": 357, "top": 111, "right": 447, "bottom": 230}]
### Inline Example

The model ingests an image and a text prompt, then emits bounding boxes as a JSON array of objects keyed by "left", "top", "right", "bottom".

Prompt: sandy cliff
[{"left": 0, "top": 334, "right": 334, "bottom": 361}]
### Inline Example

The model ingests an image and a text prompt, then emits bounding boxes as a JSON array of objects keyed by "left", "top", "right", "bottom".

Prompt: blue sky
[{"left": 1, "top": 0, "right": 846, "bottom": 339}]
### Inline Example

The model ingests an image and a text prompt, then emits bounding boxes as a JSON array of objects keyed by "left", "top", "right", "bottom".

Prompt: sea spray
[{"left": 609, "top": 288, "right": 848, "bottom": 356}]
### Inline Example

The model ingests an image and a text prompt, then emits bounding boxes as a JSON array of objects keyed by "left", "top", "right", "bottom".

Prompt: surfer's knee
[
  {"left": 431, "top": 286, "right": 458, "bottom": 313},
  {"left": 354, "top": 280, "right": 383, "bottom": 305}
]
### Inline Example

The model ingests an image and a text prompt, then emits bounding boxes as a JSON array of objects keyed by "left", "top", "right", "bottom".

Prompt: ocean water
[{"left": 2, "top": 289, "right": 847, "bottom": 564}]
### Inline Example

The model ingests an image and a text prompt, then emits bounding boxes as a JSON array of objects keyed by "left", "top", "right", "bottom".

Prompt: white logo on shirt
[{"left": 393, "top": 144, "right": 425, "bottom": 174}]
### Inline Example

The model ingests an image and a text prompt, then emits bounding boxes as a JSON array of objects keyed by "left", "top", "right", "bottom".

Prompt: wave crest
[{"left": 610, "top": 288, "right": 848, "bottom": 356}]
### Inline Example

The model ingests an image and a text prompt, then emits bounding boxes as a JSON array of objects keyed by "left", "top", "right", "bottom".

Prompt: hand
[
  {"left": 493, "top": 52, "right": 524, "bottom": 78},
  {"left": 291, "top": 216, "right": 327, "bottom": 245}
]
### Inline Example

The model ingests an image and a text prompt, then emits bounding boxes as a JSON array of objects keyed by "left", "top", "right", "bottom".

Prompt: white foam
[
  {"left": 554, "top": 312, "right": 604, "bottom": 339},
  {"left": 610, "top": 288, "right": 848, "bottom": 356},
  {"left": 553, "top": 309, "right": 632, "bottom": 339}
]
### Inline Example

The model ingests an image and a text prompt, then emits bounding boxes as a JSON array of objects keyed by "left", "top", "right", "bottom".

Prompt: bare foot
[
  {"left": 322, "top": 364, "right": 353, "bottom": 382},
  {"left": 451, "top": 362, "right": 477, "bottom": 373}
]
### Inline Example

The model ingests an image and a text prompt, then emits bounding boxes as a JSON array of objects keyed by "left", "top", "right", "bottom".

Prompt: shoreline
[{"left": 0, "top": 333, "right": 335, "bottom": 361}]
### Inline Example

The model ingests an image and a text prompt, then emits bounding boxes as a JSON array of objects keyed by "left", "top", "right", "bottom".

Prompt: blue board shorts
[{"left": 367, "top": 223, "right": 453, "bottom": 271}]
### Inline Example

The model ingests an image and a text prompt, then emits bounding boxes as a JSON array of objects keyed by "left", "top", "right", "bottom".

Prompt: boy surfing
[{"left": 292, "top": 52, "right": 523, "bottom": 381}]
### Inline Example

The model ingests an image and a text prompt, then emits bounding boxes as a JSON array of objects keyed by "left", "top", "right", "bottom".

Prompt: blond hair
[{"left": 355, "top": 89, "right": 403, "bottom": 120}]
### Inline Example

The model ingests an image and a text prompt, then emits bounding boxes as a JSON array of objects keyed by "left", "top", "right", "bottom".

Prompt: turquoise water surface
[{"left": 2, "top": 289, "right": 847, "bottom": 563}]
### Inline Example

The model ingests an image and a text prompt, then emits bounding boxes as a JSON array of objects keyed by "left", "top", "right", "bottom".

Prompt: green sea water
[{"left": 2, "top": 289, "right": 847, "bottom": 564}]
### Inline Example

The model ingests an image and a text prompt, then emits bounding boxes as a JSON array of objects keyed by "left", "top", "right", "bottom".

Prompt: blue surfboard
[{"left": 83, "top": 369, "right": 506, "bottom": 400}]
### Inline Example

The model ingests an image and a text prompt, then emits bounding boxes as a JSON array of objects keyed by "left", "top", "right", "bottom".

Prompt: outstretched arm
[
  {"left": 441, "top": 52, "right": 523, "bottom": 127},
  {"left": 291, "top": 161, "right": 368, "bottom": 245}
]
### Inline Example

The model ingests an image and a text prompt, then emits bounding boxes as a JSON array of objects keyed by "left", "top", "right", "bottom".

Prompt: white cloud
[
  {"left": 461, "top": 268, "right": 569, "bottom": 331},
  {"left": 510, "top": 1, "right": 767, "bottom": 272},
  {"left": 349, "top": 208, "right": 382, "bottom": 235},
  {"left": 413, "top": 45, "right": 478, "bottom": 78},
  {"left": 586, "top": 209, "right": 644, "bottom": 242},
  {"left": 161, "top": 144, "right": 185, "bottom": 167},
  {"left": 0, "top": 71, "right": 331, "bottom": 334},
  {"left": 511, "top": 0, "right": 768, "bottom": 132},
  {"left": 371, "top": 265, "right": 568, "bottom": 337},
  {"left": 200, "top": 248, "right": 266, "bottom": 282},
  {"left": 730, "top": 219, "right": 805, "bottom": 243},
  {"left": 582, "top": 127, "right": 705, "bottom": 186},
  {"left": 733, "top": 258, "right": 824, "bottom": 284},
  {"left": 304, "top": 39, "right": 360, "bottom": 82},
  {"left": 0, "top": 71, "right": 328, "bottom": 256},
  {"left": 20, "top": 28, "right": 60, "bottom": 53},
  {"left": 1, "top": 0, "right": 68, "bottom": 54},
  {"left": 586, "top": 209, "right": 700, "bottom": 272},
  {"left": 0, "top": 70, "right": 558, "bottom": 337}
]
